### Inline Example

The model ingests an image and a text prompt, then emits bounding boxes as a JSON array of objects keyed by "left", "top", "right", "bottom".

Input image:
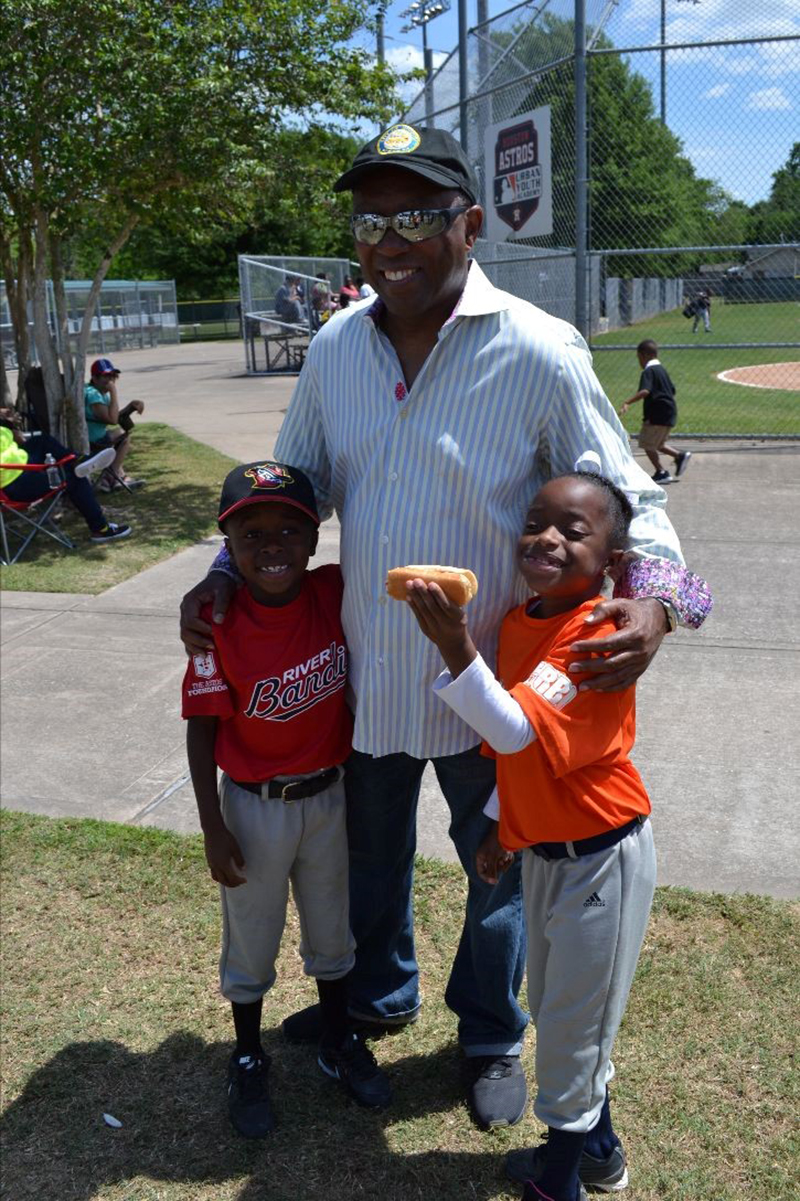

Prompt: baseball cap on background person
[
  {"left": 90, "top": 358, "right": 120, "bottom": 377},
  {"left": 218, "top": 461, "right": 320, "bottom": 530},
  {"left": 334, "top": 123, "right": 479, "bottom": 204}
]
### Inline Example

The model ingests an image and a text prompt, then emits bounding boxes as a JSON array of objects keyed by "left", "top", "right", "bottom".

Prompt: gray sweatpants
[
  {"left": 218, "top": 773, "right": 355, "bottom": 1005},
  {"left": 523, "top": 818, "right": 656, "bottom": 1131}
]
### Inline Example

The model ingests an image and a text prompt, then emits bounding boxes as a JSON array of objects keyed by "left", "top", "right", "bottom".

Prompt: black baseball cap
[
  {"left": 334, "top": 123, "right": 478, "bottom": 205},
  {"left": 218, "top": 461, "right": 320, "bottom": 529}
]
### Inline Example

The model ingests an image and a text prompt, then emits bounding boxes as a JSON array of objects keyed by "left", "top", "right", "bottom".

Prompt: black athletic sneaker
[
  {"left": 90, "top": 522, "right": 132, "bottom": 543},
  {"left": 507, "top": 1141, "right": 629, "bottom": 1192},
  {"left": 467, "top": 1054, "right": 527, "bottom": 1130},
  {"left": 522, "top": 1181, "right": 588, "bottom": 1201},
  {"left": 283, "top": 1001, "right": 418, "bottom": 1044},
  {"left": 652, "top": 469, "right": 673, "bottom": 484},
  {"left": 227, "top": 1051, "right": 275, "bottom": 1138},
  {"left": 674, "top": 450, "right": 692, "bottom": 478},
  {"left": 318, "top": 1031, "right": 392, "bottom": 1109}
]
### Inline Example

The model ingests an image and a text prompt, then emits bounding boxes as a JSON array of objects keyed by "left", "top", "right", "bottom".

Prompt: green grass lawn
[
  {"left": 1, "top": 423, "right": 237, "bottom": 593},
  {"left": 1, "top": 809, "right": 797, "bottom": 1201},
  {"left": 591, "top": 301, "right": 800, "bottom": 436}
]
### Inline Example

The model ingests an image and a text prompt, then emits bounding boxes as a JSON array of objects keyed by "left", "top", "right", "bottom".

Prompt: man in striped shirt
[{"left": 181, "top": 125, "right": 710, "bottom": 1148}]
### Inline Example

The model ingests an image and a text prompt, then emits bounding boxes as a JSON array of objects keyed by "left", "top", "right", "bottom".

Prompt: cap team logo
[
  {"left": 244, "top": 462, "right": 293, "bottom": 493},
  {"left": 377, "top": 124, "right": 421, "bottom": 156}
]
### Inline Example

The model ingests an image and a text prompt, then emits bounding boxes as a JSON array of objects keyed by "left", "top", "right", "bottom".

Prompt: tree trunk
[
  {"left": 32, "top": 209, "right": 66, "bottom": 438},
  {"left": 67, "top": 213, "right": 140, "bottom": 450},
  {"left": 1, "top": 231, "right": 33, "bottom": 407}
]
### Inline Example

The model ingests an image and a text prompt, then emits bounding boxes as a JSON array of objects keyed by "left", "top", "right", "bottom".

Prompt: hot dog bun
[{"left": 386, "top": 565, "right": 479, "bottom": 606}]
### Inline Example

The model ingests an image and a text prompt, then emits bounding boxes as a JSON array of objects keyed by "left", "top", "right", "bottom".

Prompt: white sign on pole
[{"left": 483, "top": 106, "right": 552, "bottom": 241}]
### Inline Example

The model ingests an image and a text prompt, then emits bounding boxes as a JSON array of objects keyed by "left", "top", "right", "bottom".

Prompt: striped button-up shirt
[{"left": 273, "top": 261, "right": 685, "bottom": 759}]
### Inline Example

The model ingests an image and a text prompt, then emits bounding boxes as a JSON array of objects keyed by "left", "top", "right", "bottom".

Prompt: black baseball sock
[
  {"left": 583, "top": 1087, "right": 620, "bottom": 1160},
  {"left": 535, "top": 1127, "right": 587, "bottom": 1200},
  {"left": 231, "top": 999, "right": 263, "bottom": 1059},
  {"left": 317, "top": 974, "right": 350, "bottom": 1049}
]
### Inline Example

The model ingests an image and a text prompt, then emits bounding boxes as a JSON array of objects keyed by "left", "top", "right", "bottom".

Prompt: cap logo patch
[
  {"left": 377, "top": 124, "right": 421, "bottom": 156},
  {"left": 244, "top": 463, "right": 294, "bottom": 492}
]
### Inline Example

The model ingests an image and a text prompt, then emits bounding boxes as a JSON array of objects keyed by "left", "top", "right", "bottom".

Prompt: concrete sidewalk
[{"left": 2, "top": 341, "right": 798, "bottom": 898}]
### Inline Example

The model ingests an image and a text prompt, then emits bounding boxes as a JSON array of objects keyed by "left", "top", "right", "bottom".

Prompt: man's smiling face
[{"left": 352, "top": 167, "right": 483, "bottom": 330}]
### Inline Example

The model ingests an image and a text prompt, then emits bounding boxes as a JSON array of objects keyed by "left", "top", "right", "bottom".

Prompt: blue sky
[{"left": 354, "top": 0, "right": 798, "bottom": 207}]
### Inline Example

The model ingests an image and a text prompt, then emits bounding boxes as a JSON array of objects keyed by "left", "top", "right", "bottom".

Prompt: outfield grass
[
  {"left": 591, "top": 301, "right": 800, "bottom": 437},
  {"left": 0, "top": 423, "right": 237, "bottom": 593},
  {"left": 1, "top": 810, "right": 797, "bottom": 1201}
]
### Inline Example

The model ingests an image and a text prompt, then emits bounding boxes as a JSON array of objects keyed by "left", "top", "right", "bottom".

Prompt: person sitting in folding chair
[
  {"left": 84, "top": 358, "right": 145, "bottom": 493},
  {"left": 0, "top": 408, "right": 131, "bottom": 562}
]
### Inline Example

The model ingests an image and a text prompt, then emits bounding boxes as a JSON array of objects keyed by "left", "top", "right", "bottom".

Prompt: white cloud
[
  {"left": 385, "top": 43, "right": 449, "bottom": 108},
  {"left": 703, "top": 83, "right": 731, "bottom": 99},
  {"left": 746, "top": 86, "right": 792, "bottom": 110}
]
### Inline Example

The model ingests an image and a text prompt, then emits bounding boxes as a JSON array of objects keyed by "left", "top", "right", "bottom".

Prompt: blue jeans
[{"left": 345, "top": 746, "right": 528, "bottom": 1056}]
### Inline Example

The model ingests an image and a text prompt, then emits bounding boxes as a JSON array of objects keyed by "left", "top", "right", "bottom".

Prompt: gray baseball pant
[
  {"left": 218, "top": 773, "right": 355, "bottom": 1005},
  {"left": 523, "top": 817, "right": 656, "bottom": 1131}
]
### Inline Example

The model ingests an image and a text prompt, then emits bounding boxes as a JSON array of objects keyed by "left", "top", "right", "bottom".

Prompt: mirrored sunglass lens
[
  {"left": 352, "top": 215, "right": 386, "bottom": 244},
  {"left": 395, "top": 210, "right": 448, "bottom": 240}
]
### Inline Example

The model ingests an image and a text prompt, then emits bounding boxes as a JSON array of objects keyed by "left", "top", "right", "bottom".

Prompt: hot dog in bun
[{"left": 386, "top": 565, "right": 479, "bottom": 607}]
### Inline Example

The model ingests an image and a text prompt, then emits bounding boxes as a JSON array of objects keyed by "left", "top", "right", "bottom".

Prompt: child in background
[
  {"left": 405, "top": 471, "right": 657, "bottom": 1201},
  {"left": 182, "top": 460, "right": 390, "bottom": 1139},
  {"left": 620, "top": 339, "right": 691, "bottom": 484}
]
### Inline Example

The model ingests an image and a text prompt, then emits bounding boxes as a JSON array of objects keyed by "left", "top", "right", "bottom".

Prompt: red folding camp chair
[{"left": 0, "top": 453, "right": 78, "bottom": 564}]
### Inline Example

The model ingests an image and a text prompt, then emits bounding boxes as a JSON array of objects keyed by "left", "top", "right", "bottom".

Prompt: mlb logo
[{"left": 193, "top": 652, "right": 217, "bottom": 679}]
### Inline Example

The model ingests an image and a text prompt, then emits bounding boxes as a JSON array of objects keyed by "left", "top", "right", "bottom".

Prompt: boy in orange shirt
[{"left": 405, "top": 471, "right": 656, "bottom": 1201}]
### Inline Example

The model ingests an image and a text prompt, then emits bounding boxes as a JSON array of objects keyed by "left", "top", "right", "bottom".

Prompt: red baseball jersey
[
  {"left": 181, "top": 565, "right": 352, "bottom": 780},
  {"left": 487, "top": 598, "right": 651, "bottom": 849}
]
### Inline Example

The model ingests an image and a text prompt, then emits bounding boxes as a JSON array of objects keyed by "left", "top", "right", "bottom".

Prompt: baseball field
[{"left": 592, "top": 300, "right": 799, "bottom": 437}]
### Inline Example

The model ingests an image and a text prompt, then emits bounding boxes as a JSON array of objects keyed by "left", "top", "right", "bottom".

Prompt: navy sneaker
[
  {"left": 674, "top": 450, "right": 692, "bottom": 478},
  {"left": 507, "top": 1141, "right": 629, "bottom": 1192},
  {"left": 467, "top": 1054, "right": 527, "bottom": 1130},
  {"left": 227, "top": 1051, "right": 275, "bottom": 1138},
  {"left": 318, "top": 1031, "right": 392, "bottom": 1109},
  {"left": 283, "top": 1001, "right": 417, "bottom": 1044},
  {"left": 90, "top": 522, "right": 132, "bottom": 543},
  {"left": 652, "top": 469, "right": 673, "bottom": 484}
]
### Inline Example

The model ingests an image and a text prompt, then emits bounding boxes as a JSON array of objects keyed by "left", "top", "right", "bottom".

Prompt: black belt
[
  {"left": 530, "top": 815, "right": 646, "bottom": 861},
  {"left": 231, "top": 765, "right": 341, "bottom": 804}
]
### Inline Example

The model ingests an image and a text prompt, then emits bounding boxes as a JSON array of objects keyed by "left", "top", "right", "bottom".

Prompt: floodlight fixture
[{"left": 400, "top": 0, "right": 451, "bottom": 33}]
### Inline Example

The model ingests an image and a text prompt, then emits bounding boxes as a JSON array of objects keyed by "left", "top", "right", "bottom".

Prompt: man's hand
[
  {"left": 203, "top": 825, "right": 246, "bottom": 887},
  {"left": 568, "top": 597, "right": 668, "bottom": 692},
  {"left": 404, "top": 579, "right": 477, "bottom": 678},
  {"left": 476, "top": 823, "right": 515, "bottom": 885},
  {"left": 180, "top": 572, "right": 237, "bottom": 654}
]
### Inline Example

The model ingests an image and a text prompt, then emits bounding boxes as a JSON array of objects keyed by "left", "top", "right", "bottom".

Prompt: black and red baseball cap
[
  {"left": 218, "top": 461, "right": 320, "bottom": 530},
  {"left": 90, "top": 358, "right": 120, "bottom": 376}
]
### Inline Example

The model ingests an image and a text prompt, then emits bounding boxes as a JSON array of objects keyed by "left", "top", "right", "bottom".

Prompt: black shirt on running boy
[{"left": 639, "top": 361, "right": 677, "bottom": 426}]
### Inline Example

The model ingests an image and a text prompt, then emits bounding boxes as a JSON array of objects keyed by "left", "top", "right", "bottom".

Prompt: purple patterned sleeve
[
  {"left": 210, "top": 543, "right": 241, "bottom": 582},
  {"left": 614, "top": 557, "right": 713, "bottom": 629}
]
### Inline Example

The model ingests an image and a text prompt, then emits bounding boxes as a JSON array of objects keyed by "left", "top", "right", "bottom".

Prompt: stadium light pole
[{"left": 400, "top": 1, "right": 452, "bottom": 127}]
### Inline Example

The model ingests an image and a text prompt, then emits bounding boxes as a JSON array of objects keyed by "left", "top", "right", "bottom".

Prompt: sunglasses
[{"left": 350, "top": 205, "right": 472, "bottom": 246}]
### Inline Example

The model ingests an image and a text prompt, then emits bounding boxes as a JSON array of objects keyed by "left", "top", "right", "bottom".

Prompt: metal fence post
[
  {"left": 574, "top": 0, "right": 589, "bottom": 338},
  {"left": 458, "top": 0, "right": 468, "bottom": 151}
]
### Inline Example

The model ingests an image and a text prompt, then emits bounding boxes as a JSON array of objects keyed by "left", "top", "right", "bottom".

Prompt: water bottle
[{"left": 44, "top": 453, "right": 61, "bottom": 488}]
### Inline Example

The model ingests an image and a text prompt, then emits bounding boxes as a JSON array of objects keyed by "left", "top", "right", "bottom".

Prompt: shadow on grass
[{"left": 1, "top": 1032, "right": 515, "bottom": 1201}]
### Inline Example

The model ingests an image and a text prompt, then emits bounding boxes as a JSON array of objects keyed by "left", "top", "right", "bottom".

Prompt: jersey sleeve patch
[{"left": 523, "top": 660, "right": 577, "bottom": 710}]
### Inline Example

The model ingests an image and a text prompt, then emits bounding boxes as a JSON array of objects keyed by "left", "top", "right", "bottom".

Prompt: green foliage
[{"left": 746, "top": 142, "right": 800, "bottom": 244}]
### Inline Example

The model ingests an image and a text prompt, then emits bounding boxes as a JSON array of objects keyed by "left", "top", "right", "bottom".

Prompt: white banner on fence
[{"left": 484, "top": 106, "right": 552, "bottom": 242}]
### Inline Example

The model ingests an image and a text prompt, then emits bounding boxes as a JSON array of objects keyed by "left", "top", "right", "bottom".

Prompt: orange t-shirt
[{"left": 488, "top": 598, "right": 651, "bottom": 850}]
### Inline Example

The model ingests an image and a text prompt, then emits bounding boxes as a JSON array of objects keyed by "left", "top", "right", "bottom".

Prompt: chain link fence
[{"left": 403, "top": 0, "right": 799, "bottom": 437}]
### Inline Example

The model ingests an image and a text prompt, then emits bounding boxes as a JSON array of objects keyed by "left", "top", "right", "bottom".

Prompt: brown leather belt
[{"left": 231, "top": 765, "right": 341, "bottom": 804}]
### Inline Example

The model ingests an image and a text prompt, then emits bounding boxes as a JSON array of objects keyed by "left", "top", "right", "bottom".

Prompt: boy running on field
[
  {"left": 182, "top": 460, "right": 390, "bottom": 1139},
  {"left": 620, "top": 339, "right": 691, "bottom": 484},
  {"left": 404, "top": 471, "right": 658, "bottom": 1201}
]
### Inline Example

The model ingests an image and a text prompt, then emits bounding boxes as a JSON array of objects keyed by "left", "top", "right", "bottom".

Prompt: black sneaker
[
  {"left": 227, "top": 1051, "right": 275, "bottom": 1138},
  {"left": 652, "top": 469, "right": 673, "bottom": 484},
  {"left": 467, "top": 1054, "right": 527, "bottom": 1130},
  {"left": 507, "top": 1141, "right": 628, "bottom": 1192},
  {"left": 674, "top": 450, "right": 692, "bottom": 478},
  {"left": 523, "top": 1182, "right": 587, "bottom": 1201},
  {"left": 90, "top": 522, "right": 132, "bottom": 543},
  {"left": 318, "top": 1031, "right": 392, "bottom": 1109}
]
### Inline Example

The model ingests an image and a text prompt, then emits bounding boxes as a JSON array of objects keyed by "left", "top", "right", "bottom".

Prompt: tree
[
  {"left": 747, "top": 142, "right": 800, "bottom": 245},
  {"left": 0, "top": 0, "right": 395, "bottom": 441}
]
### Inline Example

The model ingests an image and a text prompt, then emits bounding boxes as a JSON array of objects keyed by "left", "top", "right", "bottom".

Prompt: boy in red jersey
[
  {"left": 404, "top": 471, "right": 657, "bottom": 1201},
  {"left": 183, "top": 460, "right": 390, "bottom": 1139}
]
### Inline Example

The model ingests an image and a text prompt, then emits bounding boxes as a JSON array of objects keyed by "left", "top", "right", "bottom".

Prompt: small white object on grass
[{"left": 103, "top": 1113, "right": 123, "bottom": 1128}]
